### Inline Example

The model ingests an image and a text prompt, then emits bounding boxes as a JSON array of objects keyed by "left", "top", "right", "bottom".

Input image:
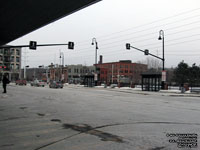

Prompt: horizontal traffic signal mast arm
[
  {"left": 129, "top": 45, "right": 164, "bottom": 61},
  {"left": 0, "top": 43, "right": 68, "bottom": 48}
]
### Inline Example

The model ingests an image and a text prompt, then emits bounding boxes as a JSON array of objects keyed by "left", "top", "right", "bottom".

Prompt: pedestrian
[{"left": 2, "top": 74, "right": 9, "bottom": 93}]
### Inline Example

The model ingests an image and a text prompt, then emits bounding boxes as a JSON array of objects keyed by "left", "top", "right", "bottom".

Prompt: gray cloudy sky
[{"left": 9, "top": 0, "right": 200, "bottom": 68}]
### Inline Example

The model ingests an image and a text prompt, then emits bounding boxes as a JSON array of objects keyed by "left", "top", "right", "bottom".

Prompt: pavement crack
[
  {"left": 34, "top": 133, "right": 81, "bottom": 150},
  {"left": 0, "top": 116, "right": 27, "bottom": 122}
]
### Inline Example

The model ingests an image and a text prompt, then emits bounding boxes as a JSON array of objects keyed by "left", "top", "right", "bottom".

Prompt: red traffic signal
[{"left": 0, "top": 66, "right": 6, "bottom": 69}]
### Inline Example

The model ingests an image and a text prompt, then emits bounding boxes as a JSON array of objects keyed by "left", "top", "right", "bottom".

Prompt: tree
[
  {"left": 188, "top": 63, "right": 200, "bottom": 87},
  {"left": 173, "top": 61, "right": 189, "bottom": 86}
]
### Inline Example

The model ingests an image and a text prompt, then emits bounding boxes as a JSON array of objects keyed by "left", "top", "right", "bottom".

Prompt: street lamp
[
  {"left": 158, "top": 30, "right": 165, "bottom": 71},
  {"left": 24, "top": 65, "right": 29, "bottom": 80},
  {"left": 91, "top": 38, "right": 98, "bottom": 65},
  {"left": 158, "top": 30, "right": 165, "bottom": 89}
]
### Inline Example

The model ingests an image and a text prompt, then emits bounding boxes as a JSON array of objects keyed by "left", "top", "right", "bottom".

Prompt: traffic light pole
[{"left": 126, "top": 44, "right": 166, "bottom": 90}]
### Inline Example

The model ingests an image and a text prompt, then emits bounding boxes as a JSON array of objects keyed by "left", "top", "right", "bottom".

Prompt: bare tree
[{"left": 145, "top": 57, "right": 162, "bottom": 70}]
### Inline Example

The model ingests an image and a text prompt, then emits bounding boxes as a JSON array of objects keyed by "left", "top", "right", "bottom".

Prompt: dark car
[{"left": 49, "top": 81, "right": 63, "bottom": 88}]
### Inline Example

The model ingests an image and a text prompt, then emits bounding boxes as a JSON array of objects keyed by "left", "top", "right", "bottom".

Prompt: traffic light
[
  {"left": 29, "top": 41, "right": 37, "bottom": 50},
  {"left": 68, "top": 42, "right": 74, "bottom": 50},
  {"left": 144, "top": 49, "right": 149, "bottom": 55},
  {"left": 0, "top": 66, "right": 6, "bottom": 70},
  {"left": 126, "top": 43, "right": 131, "bottom": 50}
]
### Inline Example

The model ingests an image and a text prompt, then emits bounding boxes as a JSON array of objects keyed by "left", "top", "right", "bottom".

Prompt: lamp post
[
  {"left": 158, "top": 30, "right": 165, "bottom": 89},
  {"left": 24, "top": 65, "right": 29, "bottom": 80},
  {"left": 91, "top": 38, "right": 98, "bottom": 65},
  {"left": 158, "top": 30, "right": 165, "bottom": 71},
  {"left": 59, "top": 52, "right": 64, "bottom": 82},
  {"left": 91, "top": 38, "right": 99, "bottom": 86}
]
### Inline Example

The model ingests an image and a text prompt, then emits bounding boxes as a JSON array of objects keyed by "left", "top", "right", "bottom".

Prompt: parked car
[
  {"left": 16, "top": 80, "right": 27, "bottom": 85},
  {"left": 49, "top": 81, "right": 63, "bottom": 88},
  {"left": 31, "top": 80, "right": 45, "bottom": 87}
]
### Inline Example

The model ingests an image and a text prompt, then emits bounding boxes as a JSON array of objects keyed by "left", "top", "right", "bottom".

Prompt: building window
[
  {"left": 4, "top": 56, "right": 10, "bottom": 62},
  {"left": 16, "top": 64, "right": 19, "bottom": 70},
  {"left": 125, "top": 70, "right": 128, "bottom": 73},
  {"left": 16, "top": 57, "right": 20, "bottom": 62},
  {"left": 68, "top": 69, "right": 71, "bottom": 73},
  {"left": 10, "top": 56, "right": 14, "bottom": 62},
  {"left": 0, "top": 49, "right": 3, "bottom": 54},
  {"left": 0, "top": 55, "right": 2, "bottom": 61},
  {"left": 11, "top": 64, "right": 14, "bottom": 70},
  {"left": 16, "top": 49, "right": 20, "bottom": 55},
  {"left": 10, "top": 49, "right": 15, "bottom": 55}
]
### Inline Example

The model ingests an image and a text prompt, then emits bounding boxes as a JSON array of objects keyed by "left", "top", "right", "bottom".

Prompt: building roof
[{"left": 0, "top": 0, "right": 101, "bottom": 46}]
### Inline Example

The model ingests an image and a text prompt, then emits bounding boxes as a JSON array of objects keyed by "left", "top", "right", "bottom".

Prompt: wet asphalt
[{"left": 0, "top": 84, "right": 199, "bottom": 150}]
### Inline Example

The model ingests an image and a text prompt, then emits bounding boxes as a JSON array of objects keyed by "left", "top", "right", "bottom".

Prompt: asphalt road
[{"left": 0, "top": 84, "right": 199, "bottom": 150}]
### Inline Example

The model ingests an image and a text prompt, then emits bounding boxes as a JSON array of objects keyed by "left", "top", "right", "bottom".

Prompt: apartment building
[{"left": 0, "top": 47, "right": 21, "bottom": 81}]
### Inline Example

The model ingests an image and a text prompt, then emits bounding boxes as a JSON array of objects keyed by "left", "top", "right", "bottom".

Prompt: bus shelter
[
  {"left": 141, "top": 73, "right": 161, "bottom": 91},
  {"left": 83, "top": 75, "right": 95, "bottom": 87}
]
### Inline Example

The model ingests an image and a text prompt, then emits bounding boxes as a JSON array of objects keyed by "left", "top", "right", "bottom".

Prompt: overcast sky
[{"left": 9, "top": 0, "right": 200, "bottom": 68}]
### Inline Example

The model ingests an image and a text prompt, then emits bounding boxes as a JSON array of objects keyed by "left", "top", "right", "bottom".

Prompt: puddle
[
  {"left": 37, "top": 113, "right": 45, "bottom": 117},
  {"left": 149, "top": 147, "right": 165, "bottom": 150},
  {"left": 62, "top": 123, "right": 124, "bottom": 143},
  {"left": 51, "top": 119, "right": 61, "bottom": 123},
  {"left": 20, "top": 107, "right": 27, "bottom": 110}
]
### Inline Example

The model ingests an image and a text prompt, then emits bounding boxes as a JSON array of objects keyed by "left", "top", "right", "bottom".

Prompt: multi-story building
[
  {"left": 67, "top": 65, "right": 95, "bottom": 83},
  {"left": 49, "top": 64, "right": 68, "bottom": 83},
  {"left": 95, "top": 60, "right": 148, "bottom": 85},
  {"left": 0, "top": 47, "right": 21, "bottom": 81}
]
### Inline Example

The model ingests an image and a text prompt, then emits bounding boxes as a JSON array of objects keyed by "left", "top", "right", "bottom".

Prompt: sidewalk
[{"left": 92, "top": 85, "right": 200, "bottom": 97}]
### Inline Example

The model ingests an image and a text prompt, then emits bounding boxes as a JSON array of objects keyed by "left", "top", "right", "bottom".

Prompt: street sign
[
  {"left": 162, "top": 71, "right": 166, "bottom": 81},
  {"left": 94, "top": 73, "right": 98, "bottom": 81},
  {"left": 62, "top": 74, "right": 64, "bottom": 80},
  {"left": 29, "top": 41, "right": 37, "bottom": 50}
]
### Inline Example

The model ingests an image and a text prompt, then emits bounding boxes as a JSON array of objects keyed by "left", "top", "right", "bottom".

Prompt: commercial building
[
  {"left": 0, "top": 47, "right": 21, "bottom": 81},
  {"left": 67, "top": 65, "right": 95, "bottom": 84},
  {"left": 49, "top": 64, "right": 68, "bottom": 83},
  {"left": 95, "top": 60, "right": 148, "bottom": 86}
]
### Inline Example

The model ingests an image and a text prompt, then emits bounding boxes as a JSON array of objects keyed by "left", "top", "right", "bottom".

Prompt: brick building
[{"left": 95, "top": 60, "right": 147, "bottom": 85}]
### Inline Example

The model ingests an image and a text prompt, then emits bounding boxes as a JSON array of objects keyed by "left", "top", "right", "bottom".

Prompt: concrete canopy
[{"left": 0, "top": 0, "right": 101, "bottom": 46}]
